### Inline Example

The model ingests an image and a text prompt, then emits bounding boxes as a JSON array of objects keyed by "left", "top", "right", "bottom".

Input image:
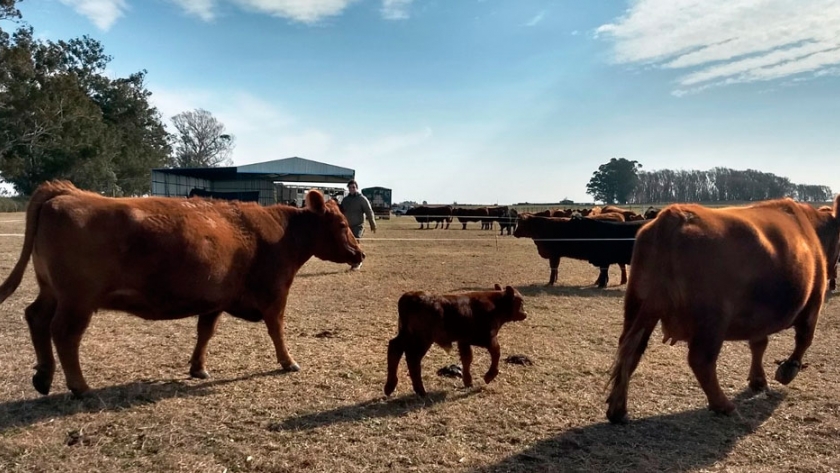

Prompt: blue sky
[{"left": 16, "top": 0, "right": 840, "bottom": 204}]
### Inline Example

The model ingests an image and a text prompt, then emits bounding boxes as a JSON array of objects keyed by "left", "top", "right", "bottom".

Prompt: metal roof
[{"left": 153, "top": 157, "right": 355, "bottom": 184}]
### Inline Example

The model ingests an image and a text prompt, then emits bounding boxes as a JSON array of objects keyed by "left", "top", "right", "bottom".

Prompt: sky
[{"left": 13, "top": 0, "right": 840, "bottom": 204}]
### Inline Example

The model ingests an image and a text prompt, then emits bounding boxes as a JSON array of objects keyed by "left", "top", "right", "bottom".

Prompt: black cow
[
  {"left": 406, "top": 205, "right": 453, "bottom": 229},
  {"left": 514, "top": 215, "right": 649, "bottom": 287}
]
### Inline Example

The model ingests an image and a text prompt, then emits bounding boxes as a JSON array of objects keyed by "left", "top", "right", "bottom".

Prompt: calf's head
[
  {"left": 305, "top": 190, "right": 365, "bottom": 265},
  {"left": 493, "top": 284, "right": 528, "bottom": 322}
]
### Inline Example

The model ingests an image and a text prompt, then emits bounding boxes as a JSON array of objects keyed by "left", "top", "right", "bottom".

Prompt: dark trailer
[{"left": 361, "top": 186, "right": 392, "bottom": 220}]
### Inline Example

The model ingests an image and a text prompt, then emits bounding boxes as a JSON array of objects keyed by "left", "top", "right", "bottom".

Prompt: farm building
[{"left": 150, "top": 157, "right": 355, "bottom": 206}]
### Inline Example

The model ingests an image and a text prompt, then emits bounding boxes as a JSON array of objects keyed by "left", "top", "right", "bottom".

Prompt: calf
[{"left": 384, "top": 284, "right": 528, "bottom": 397}]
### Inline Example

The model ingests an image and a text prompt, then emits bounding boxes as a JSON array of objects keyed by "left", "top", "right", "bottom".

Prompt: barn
[{"left": 150, "top": 157, "right": 355, "bottom": 206}]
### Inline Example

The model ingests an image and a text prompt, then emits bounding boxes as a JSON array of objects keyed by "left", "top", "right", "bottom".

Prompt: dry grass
[{"left": 1, "top": 214, "right": 839, "bottom": 472}]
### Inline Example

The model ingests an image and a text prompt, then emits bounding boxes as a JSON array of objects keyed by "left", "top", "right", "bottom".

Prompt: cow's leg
[
  {"left": 747, "top": 336, "right": 769, "bottom": 391},
  {"left": 687, "top": 332, "right": 733, "bottom": 414},
  {"left": 595, "top": 266, "right": 609, "bottom": 288},
  {"left": 25, "top": 292, "right": 58, "bottom": 395},
  {"left": 548, "top": 256, "right": 560, "bottom": 286},
  {"left": 263, "top": 292, "right": 300, "bottom": 372},
  {"left": 406, "top": 340, "right": 432, "bottom": 396},
  {"left": 189, "top": 311, "right": 223, "bottom": 379},
  {"left": 462, "top": 222, "right": 467, "bottom": 230},
  {"left": 484, "top": 337, "right": 501, "bottom": 384},
  {"left": 51, "top": 304, "right": 94, "bottom": 396},
  {"left": 606, "top": 292, "right": 658, "bottom": 424},
  {"left": 619, "top": 264, "right": 628, "bottom": 285},
  {"left": 776, "top": 290, "right": 823, "bottom": 385},
  {"left": 384, "top": 333, "right": 406, "bottom": 396},
  {"left": 459, "top": 342, "right": 474, "bottom": 388}
]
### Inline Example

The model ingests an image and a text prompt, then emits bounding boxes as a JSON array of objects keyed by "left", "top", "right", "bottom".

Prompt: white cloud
[
  {"left": 232, "top": 0, "right": 357, "bottom": 23},
  {"left": 524, "top": 10, "right": 546, "bottom": 27},
  {"left": 171, "top": 0, "right": 216, "bottom": 21},
  {"left": 381, "top": 0, "right": 413, "bottom": 20},
  {"left": 597, "top": 0, "right": 840, "bottom": 92},
  {"left": 58, "top": 0, "right": 127, "bottom": 31}
]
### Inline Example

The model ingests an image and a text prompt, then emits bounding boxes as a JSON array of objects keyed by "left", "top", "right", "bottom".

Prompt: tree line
[
  {"left": 0, "top": 0, "right": 233, "bottom": 196},
  {"left": 587, "top": 158, "right": 833, "bottom": 205}
]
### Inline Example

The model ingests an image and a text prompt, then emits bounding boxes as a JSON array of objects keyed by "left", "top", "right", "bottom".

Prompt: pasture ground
[{"left": 1, "top": 213, "right": 839, "bottom": 472}]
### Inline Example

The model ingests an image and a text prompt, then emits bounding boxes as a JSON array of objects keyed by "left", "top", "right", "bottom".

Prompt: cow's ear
[
  {"left": 504, "top": 285, "right": 516, "bottom": 297},
  {"left": 306, "top": 190, "right": 326, "bottom": 214},
  {"left": 494, "top": 283, "right": 502, "bottom": 291}
]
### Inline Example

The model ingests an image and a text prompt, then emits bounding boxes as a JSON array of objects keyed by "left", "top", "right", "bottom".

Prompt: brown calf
[{"left": 384, "top": 284, "right": 528, "bottom": 397}]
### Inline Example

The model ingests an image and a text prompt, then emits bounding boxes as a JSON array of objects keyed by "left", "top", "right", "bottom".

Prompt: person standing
[{"left": 339, "top": 179, "right": 377, "bottom": 270}]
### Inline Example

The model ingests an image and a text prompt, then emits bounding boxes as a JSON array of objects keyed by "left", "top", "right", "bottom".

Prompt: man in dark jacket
[{"left": 340, "top": 179, "right": 377, "bottom": 270}]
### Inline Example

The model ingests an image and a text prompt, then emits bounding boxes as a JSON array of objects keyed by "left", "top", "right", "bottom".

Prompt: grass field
[{"left": 1, "top": 213, "right": 839, "bottom": 472}]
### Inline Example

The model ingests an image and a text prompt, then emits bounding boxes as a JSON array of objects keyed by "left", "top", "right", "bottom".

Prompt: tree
[
  {"left": 0, "top": 3, "right": 171, "bottom": 195},
  {"left": 170, "top": 109, "right": 234, "bottom": 168},
  {"left": 586, "top": 158, "right": 642, "bottom": 204}
]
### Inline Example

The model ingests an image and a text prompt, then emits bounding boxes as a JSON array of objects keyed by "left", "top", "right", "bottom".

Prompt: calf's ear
[
  {"left": 504, "top": 285, "right": 516, "bottom": 297},
  {"left": 306, "top": 189, "right": 327, "bottom": 214},
  {"left": 494, "top": 283, "right": 502, "bottom": 291}
]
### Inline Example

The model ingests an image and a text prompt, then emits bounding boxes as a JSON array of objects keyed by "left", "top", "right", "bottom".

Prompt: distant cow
[
  {"left": 606, "top": 196, "right": 840, "bottom": 424},
  {"left": 643, "top": 206, "right": 661, "bottom": 220},
  {"left": 820, "top": 205, "right": 839, "bottom": 291},
  {"left": 384, "top": 284, "right": 528, "bottom": 397},
  {"left": 498, "top": 208, "right": 519, "bottom": 236},
  {"left": 188, "top": 188, "right": 260, "bottom": 203},
  {"left": 406, "top": 205, "right": 453, "bottom": 229},
  {"left": 514, "top": 215, "right": 648, "bottom": 287},
  {"left": 453, "top": 207, "right": 490, "bottom": 230},
  {"left": 600, "top": 205, "right": 645, "bottom": 221},
  {"left": 0, "top": 181, "right": 364, "bottom": 396}
]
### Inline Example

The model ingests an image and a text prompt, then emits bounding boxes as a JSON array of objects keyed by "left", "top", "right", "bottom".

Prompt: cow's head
[
  {"left": 304, "top": 190, "right": 365, "bottom": 265},
  {"left": 512, "top": 213, "right": 532, "bottom": 238},
  {"left": 494, "top": 284, "right": 528, "bottom": 322}
]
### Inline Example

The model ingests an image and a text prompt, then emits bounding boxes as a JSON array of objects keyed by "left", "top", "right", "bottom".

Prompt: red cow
[{"left": 0, "top": 180, "right": 364, "bottom": 396}]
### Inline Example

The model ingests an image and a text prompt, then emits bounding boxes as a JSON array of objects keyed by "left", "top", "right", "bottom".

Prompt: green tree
[
  {"left": 170, "top": 108, "right": 235, "bottom": 168},
  {"left": 0, "top": 1, "right": 171, "bottom": 195},
  {"left": 586, "top": 158, "right": 642, "bottom": 204}
]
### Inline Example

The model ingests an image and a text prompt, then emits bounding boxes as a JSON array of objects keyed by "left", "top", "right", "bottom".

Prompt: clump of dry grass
[{"left": 0, "top": 214, "right": 839, "bottom": 472}]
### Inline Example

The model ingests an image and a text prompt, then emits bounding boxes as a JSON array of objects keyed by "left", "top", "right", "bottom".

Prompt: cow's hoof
[
  {"left": 384, "top": 380, "right": 397, "bottom": 396},
  {"left": 708, "top": 400, "right": 736, "bottom": 415},
  {"left": 774, "top": 360, "right": 801, "bottom": 385},
  {"left": 462, "top": 377, "right": 473, "bottom": 388},
  {"left": 748, "top": 377, "right": 768, "bottom": 392},
  {"left": 282, "top": 362, "right": 301, "bottom": 372},
  {"left": 606, "top": 407, "right": 629, "bottom": 425},
  {"left": 69, "top": 385, "right": 91, "bottom": 398},
  {"left": 190, "top": 368, "right": 210, "bottom": 380},
  {"left": 483, "top": 372, "right": 498, "bottom": 384},
  {"left": 32, "top": 371, "right": 53, "bottom": 396}
]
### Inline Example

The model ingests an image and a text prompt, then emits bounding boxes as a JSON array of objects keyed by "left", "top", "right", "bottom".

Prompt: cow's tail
[{"left": 0, "top": 180, "right": 77, "bottom": 304}]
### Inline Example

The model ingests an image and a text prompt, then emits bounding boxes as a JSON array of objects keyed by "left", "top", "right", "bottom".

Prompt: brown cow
[
  {"left": 606, "top": 196, "right": 840, "bottom": 424},
  {"left": 600, "top": 205, "right": 644, "bottom": 221},
  {"left": 0, "top": 180, "right": 364, "bottom": 396},
  {"left": 820, "top": 205, "right": 839, "bottom": 290},
  {"left": 384, "top": 284, "right": 528, "bottom": 397}
]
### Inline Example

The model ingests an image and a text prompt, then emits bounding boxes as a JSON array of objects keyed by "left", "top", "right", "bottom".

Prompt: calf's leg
[
  {"left": 459, "top": 342, "right": 474, "bottom": 387},
  {"left": 406, "top": 340, "right": 432, "bottom": 396},
  {"left": 747, "top": 336, "right": 769, "bottom": 391},
  {"left": 384, "top": 334, "right": 406, "bottom": 396},
  {"left": 619, "top": 264, "right": 628, "bottom": 285},
  {"left": 189, "top": 311, "right": 223, "bottom": 379},
  {"left": 594, "top": 266, "right": 609, "bottom": 288},
  {"left": 25, "top": 292, "right": 57, "bottom": 395},
  {"left": 484, "top": 337, "right": 501, "bottom": 384}
]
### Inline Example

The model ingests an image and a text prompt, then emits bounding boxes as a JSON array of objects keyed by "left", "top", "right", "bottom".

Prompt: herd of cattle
[{"left": 0, "top": 180, "right": 838, "bottom": 427}]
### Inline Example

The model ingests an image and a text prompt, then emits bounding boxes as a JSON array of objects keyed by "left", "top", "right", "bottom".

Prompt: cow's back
[
  {"left": 629, "top": 201, "right": 828, "bottom": 341},
  {"left": 34, "top": 192, "right": 275, "bottom": 316}
]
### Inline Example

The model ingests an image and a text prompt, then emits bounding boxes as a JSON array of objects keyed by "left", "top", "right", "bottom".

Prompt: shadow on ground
[{"left": 475, "top": 389, "right": 784, "bottom": 473}]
